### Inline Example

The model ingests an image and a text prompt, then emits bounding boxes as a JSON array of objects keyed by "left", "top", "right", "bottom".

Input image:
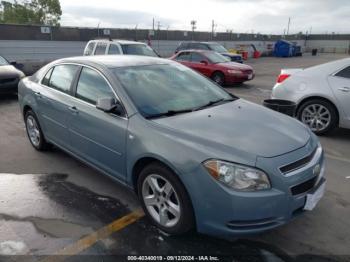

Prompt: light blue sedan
[{"left": 18, "top": 55, "right": 326, "bottom": 237}]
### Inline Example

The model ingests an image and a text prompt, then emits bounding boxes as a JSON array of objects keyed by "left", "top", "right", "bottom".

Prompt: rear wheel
[
  {"left": 211, "top": 72, "right": 225, "bottom": 86},
  {"left": 137, "top": 162, "right": 194, "bottom": 235},
  {"left": 25, "top": 110, "right": 50, "bottom": 151},
  {"left": 297, "top": 99, "right": 338, "bottom": 135}
]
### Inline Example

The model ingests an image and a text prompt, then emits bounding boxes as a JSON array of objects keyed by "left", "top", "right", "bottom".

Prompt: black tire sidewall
[
  {"left": 137, "top": 163, "right": 195, "bottom": 235},
  {"left": 24, "top": 110, "right": 48, "bottom": 150},
  {"left": 212, "top": 72, "right": 225, "bottom": 86},
  {"left": 297, "top": 99, "right": 338, "bottom": 135}
]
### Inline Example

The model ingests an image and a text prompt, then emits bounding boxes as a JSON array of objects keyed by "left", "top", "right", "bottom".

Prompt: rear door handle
[
  {"left": 68, "top": 106, "right": 79, "bottom": 114},
  {"left": 34, "top": 92, "right": 42, "bottom": 98},
  {"left": 338, "top": 87, "right": 350, "bottom": 92}
]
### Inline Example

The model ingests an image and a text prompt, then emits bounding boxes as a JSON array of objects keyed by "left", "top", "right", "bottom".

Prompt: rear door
[
  {"left": 68, "top": 66, "right": 128, "bottom": 180},
  {"left": 37, "top": 64, "right": 79, "bottom": 149},
  {"left": 328, "top": 66, "right": 350, "bottom": 123}
]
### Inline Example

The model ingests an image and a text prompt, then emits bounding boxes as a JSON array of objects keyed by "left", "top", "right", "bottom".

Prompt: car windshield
[
  {"left": 113, "top": 64, "right": 235, "bottom": 118},
  {"left": 205, "top": 52, "right": 230, "bottom": 64},
  {"left": 121, "top": 44, "right": 158, "bottom": 57},
  {"left": 0, "top": 56, "right": 9, "bottom": 66},
  {"left": 208, "top": 43, "right": 228, "bottom": 53}
]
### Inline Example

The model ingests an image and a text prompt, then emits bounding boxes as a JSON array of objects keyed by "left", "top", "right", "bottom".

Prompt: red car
[{"left": 170, "top": 50, "right": 254, "bottom": 85}]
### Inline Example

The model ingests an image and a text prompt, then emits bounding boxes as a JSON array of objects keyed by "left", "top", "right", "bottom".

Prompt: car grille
[
  {"left": 290, "top": 176, "right": 318, "bottom": 195},
  {"left": 0, "top": 78, "right": 17, "bottom": 84},
  {"left": 280, "top": 147, "right": 317, "bottom": 175}
]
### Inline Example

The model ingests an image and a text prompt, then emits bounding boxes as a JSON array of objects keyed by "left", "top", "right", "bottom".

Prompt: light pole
[{"left": 191, "top": 20, "right": 197, "bottom": 41}]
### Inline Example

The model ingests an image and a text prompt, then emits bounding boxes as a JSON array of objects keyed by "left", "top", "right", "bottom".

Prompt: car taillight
[{"left": 277, "top": 74, "right": 290, "bottom": 83}]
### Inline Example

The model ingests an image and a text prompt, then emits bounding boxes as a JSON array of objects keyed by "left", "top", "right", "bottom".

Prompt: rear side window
[
  {"left": 84, "top": 42, "right": 96, "bottom": 56},
  {"left": 175, "top": 52, "right": 191, "bottom": 61},
  {"left": 42, "top": 68, "right": 53, "bottom": 86},
  {"left": 94, "top": 42, "right": 107, "bottom": 55},
  {"left": 191, "top": 43, "right": 210, "bottom": 50},
  {"left": 108, "top": 44, "right": 121, "bottom": 54},
  {"left": 49, "top": 65, "right": 79, "bottom": 94},
  {"left": 176, "top": 43, "right": 188, "bottom": 51},
  {"left": 335, "top": 66, "right": 350, "bottom": 79},
  {"left": 76, "top": 67, "right": 115, "bottom": 105}
]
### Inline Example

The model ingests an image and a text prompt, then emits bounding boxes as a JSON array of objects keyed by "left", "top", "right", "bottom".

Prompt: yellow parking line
[{"left": 40, "top": 208, "right": 144, "bottom": 262}]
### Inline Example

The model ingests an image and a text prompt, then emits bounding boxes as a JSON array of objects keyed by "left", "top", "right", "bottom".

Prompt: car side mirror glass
[
  {"left": 96, "top": 97, "right": 125, "bottom": 116},
  {"left": 200, "top": 60, "right": 208, "bottom": 65}
]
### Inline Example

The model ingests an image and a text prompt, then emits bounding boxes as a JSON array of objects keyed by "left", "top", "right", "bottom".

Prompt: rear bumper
[{"left": 0, "top": 81, "right": 19, "bottom": 93}]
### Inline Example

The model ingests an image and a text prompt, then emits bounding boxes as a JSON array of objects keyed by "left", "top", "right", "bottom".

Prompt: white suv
[{"left": 83, "top": 39, "right": 159, "bottom": 57}]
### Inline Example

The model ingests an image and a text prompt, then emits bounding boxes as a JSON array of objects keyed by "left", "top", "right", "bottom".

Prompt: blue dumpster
[{"left": 274, "top": 40, "right": 293, "bottom": 57}]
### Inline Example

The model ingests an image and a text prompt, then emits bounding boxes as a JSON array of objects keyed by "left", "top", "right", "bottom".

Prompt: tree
[{"left": 0, "top": 0, "right": 62, "bottom": 26}]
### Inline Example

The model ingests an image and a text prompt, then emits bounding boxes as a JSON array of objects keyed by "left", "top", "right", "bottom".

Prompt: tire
[
  {"left": 24, "top": 110, "right": 50, "bottom": 151},
  {"left": 211, "top": 72, "right": 225, "bottom": 86},
  {"left": 297, "top": 99, "right": 338, "bottom": 135},
  {"left": 137, "top": 162, "right": 195, "bottom": 235}
]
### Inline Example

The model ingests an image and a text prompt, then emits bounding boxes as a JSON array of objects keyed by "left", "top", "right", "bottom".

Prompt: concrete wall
[{"left": 305, "top": 40, "right": 350, "bottom": 54}]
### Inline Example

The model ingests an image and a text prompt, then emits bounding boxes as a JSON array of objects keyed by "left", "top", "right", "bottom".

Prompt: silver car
[{"left": 272, "top": 58, "right": 350, "bottom": 135}]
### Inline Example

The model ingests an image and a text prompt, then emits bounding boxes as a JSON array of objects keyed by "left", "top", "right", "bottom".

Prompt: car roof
[
  {"left": 57, "top": 55, "right": 171, "bottom": 68},
  {"left": 89, "top": 39, "right": 146, "bottom": 45}
]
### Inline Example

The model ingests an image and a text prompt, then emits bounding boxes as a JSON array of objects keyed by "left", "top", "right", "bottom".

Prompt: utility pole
[
  {"left": 157, "top": 21, "right": 161, "bottom": 53},
  {"left": 191, "top": 20, "right": 197, "bottom": 41},
  {"left": 286, "top": 17, "right": 291, "bottom": 35},
  {"left": 152, "top": 18, "right": 155, "bottom": 31}
]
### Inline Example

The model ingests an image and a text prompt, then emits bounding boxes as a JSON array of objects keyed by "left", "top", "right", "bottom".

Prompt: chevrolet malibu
[{"left": 18, "top": 56, "right": 326, "bottom": 237}]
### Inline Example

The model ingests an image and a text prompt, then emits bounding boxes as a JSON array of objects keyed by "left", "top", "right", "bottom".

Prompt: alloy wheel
[
  {"left": 142, "top": 174, "right": 181, "bottom": 228},
  {"left": 301, "top": 104, "right": 331, "bottom": 132},
  {"left": 26, "top": 115, "right": 41, "bottom": 147}
]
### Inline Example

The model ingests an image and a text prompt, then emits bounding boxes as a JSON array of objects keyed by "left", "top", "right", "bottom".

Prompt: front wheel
[
  {"left": 297, "top": 99, "right": 338, "bottom": 135},
  {"left": 137, "top": 163, "right": 194, "bottom": 235},
  {"left": 211, "top": 72, "right": 225, "bottom": 86}
]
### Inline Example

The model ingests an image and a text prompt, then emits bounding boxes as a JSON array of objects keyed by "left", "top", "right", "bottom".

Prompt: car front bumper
[
  {"left": 225, "top": 73, "right": 255, "bottom": 84},
  {"left": 181, "top": 138, "right": 325, "bottom": 237},
  {"left": 0, "top": 79, "right": 19, "bottom": 93}
]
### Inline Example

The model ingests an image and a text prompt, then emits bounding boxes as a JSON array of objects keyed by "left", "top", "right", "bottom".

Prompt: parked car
[
  {"left": 0, "top": 55, "right": 25, "bottom": 94},
  {"left": 19, "top": 55, "right": 325, "bottom": 237},
  {"left": 175, "top": 42, "right": 243, "bottom": 63},
  {"left": 272, "top": 58, "right": 350, "bottom": 135},
  {"left": 170, "top": 50, "right": 254, "bottom": 85},
  {"left": 84, "top": 39, "right": 159, "bottom": 57}
]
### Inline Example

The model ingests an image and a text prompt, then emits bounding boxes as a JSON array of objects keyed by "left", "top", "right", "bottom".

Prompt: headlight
[
  {"left": 203, "top": 160, "right": 271, "bottom": 191},
  {"left": 227, "top": 69, "right": 242, "bottom": 75}
]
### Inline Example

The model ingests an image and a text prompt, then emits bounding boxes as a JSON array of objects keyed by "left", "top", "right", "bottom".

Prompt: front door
[{"left": 68, "top": 66, "right": 128, "bottom": 180}]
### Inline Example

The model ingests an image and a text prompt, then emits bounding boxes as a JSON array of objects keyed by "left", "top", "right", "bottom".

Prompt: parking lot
[{"left": 1, "top": 53, "right": 350, "bottom": 261}]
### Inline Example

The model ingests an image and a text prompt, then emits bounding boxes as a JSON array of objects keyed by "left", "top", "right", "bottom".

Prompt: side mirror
[
  {"left": 96, "top": 97, "right": 125, "bottom": 116},
  {"left": 10, "top": 61, "right": 17, "bottom": 66},
  {"left": 200, "top": 60, "right": 209, "bottom": 65}
]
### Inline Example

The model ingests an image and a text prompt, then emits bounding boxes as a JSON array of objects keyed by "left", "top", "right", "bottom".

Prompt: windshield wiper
[
  {"left": 146, "top": 109, "right": 194, "bottom": 119},
  {"left": 194, "top": 98, "right": 235, "bottom": 111}
]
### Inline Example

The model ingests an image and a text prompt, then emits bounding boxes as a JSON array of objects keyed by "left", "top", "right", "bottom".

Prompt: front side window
[
  {"left": 49, "top": 65, "right": 79, "bottom": 94},
  {"left": 335, "top": 66, "right": 350, "bottom": 79},
  {"left": 121, "top": 44, "right": 158, "bottom": 57},
  {"left": 84, "top": 42, "right": 96, "bottom": 56},
  {"left": 76, "top": 67, "right": 115, "bottom": 105},
  {"left": 108, "top": 44, "right": 121, "bottom": 54},
  {"left": 0, "top": 56, "right": 9, "bottom": 66},
  {"left": 94, "top": 42, "right": 107, "bottom": 55},
  {"left": 113, "top": 64, "right": 234, "bottom": 118},
  {"left": 191, "top": 52, "right": 206, "bottom": 63}
]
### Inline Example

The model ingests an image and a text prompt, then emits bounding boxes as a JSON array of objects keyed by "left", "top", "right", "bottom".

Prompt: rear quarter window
[
  {"left": 48, "top": 65, "right": 79, "bottom": 94},
  {"left": 335, "top": 66, "right": 350, "bottom": 79}
]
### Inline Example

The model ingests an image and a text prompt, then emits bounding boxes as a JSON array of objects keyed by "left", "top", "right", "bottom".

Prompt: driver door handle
[
  {"left": 68, "top": 106, "right": 79, "bottom": 114},
  {"left": 338, "top": 87, "right": 350, "bottom": 92},
  {"left": 34, "top": 92, "right": 42, "bottom": 98}
]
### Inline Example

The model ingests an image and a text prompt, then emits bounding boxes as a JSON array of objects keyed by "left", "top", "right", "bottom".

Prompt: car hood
[
  {"left": 0, "top": 65, "right": 22, "bottom": 79},
  {"left": 217, "top": 62, "right": 253, "bottom": 70},
  {"left": 153, "top": 99, "right": 310, "bottom": 158}
]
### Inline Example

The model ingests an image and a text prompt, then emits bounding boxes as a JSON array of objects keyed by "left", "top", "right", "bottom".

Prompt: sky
[{"left": 60, "top": 0, "right": 350, "bottom": 34}]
